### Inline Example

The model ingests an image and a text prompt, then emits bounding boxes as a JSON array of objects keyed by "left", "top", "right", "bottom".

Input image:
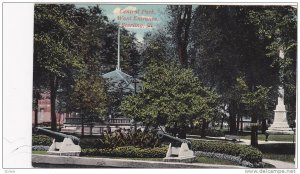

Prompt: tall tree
[
  {"left": 70, "top": 75, "right": 109, "bottom": 136},
  {"left": 247, "top": 6, "right": 297, "bottom": 123},
  {"left": 190, "top": 6, "right": 279, "bottom": 134},
  {"left": 34, "top": 4, "right": 84, "bottom": 130},
  {"left": 167, "top": 5, "right": 193, "bottom": 67},
  {"left": 242, "top": 86, "right": 271, "bottom": 147}
]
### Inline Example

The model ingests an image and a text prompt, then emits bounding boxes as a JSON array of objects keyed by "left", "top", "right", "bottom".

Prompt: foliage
[
  {"left": 189, "top": 128, "right": 224, "bottom": 137},
  {"left": 167, "top": 5, "right": 193, "bottom": 67},
  {"left": 247, "top": 6, "right": 297, "bottom": 122},
  {"left": 81, "top": 146, "right": 168, "bottom": 158},
  {"left": 34, "top": 4, "right": 86, "bottom": 130},
  {"left": 80, "top": 129, "right": 161, "bottom": 149},
  {"left": 121, "top": 61, "right": 219, "bottom": 138},
  {"left": 101, "top": 129, "right": 161, "bottom": 148},
  {"left": 32, "top": 135, "right": 52, "bottom": 146},
  {"left": 33, "top": 4, "right": 142, "bottom": 128},
  {"left": 192, "top": 140, "right": 263, "bottom": 163},
  {"left": 141, "top": 31, "right": 168, "bottom": 70},
  {"left": 70, "top": 75, "right": 108, "bottom": 116},
  {"left": 189, "top": 6, "right": 280, "bottom": 134}
]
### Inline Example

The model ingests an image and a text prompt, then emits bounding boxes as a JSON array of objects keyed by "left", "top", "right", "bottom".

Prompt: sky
[{"left": 77, "top": 4, "right": 169, "bottom": 42}]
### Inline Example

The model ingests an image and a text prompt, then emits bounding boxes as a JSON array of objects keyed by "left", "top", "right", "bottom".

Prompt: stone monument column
[{"left": 266, "top": 49, "right": 294, "bottom": 136}]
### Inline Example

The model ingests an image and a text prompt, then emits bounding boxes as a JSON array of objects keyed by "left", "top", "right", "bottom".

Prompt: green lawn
[
  {"left": 194, "top": 156, "right": 237, "bottom": 165},
  {"left": 240, "top": 134, "right": 295, "bottom": 142},
  {"left": 32, "top": 150, "right": 47, "bottom": 155},
  {"left": 88, "top": 156, "right": 163, "bottom": 161},
  {"left": 258, "top": 143, "right": 295, "bottom": 163}
]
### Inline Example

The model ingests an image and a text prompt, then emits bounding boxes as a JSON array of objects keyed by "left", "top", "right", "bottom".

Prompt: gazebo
[{"left": 102, "top": 27, "right": 142, "bottom": 94}]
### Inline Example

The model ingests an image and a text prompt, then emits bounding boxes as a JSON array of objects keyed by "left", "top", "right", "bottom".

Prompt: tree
[
  {"left": 34, "top": 4, "right": 84, "bottom": 130},
  {"left": 70, "top": 75, "right": 109, "bottom": 136},
  {"left": 247, "top": 6, "right": 297, "bottom": 124},
  {"left": 167, "top": 5, "right": 193, "bottom": 67},
  {"left": 141, "top": 31, "right": 169, "bottom": 71},
  {"left": 189, "top": 6, "right": 279, "bottom": 134},
  {"left": 121, "top": 61, "right": 218, "bottom": 139},
  {"left": 242, "top": 85, "right": 271, "bottom": 147},
  {"left": 119, "top": 29, "right": 141, "bottom": 77}
]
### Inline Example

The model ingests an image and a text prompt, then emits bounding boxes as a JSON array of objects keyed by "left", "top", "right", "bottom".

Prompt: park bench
[{"left": 225, "top": 134, "right": 240, "bottom": 141}]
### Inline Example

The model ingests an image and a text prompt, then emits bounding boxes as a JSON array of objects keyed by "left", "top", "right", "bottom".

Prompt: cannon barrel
[
  {"left": 155, "top": 130, "right": 191, "bottom": 148},
  {"left": 33, "top": 127, "right": 80, "bottom": 145}
]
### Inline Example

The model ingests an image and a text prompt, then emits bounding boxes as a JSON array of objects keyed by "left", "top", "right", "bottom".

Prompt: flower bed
[
  {"left": 192, "top": 140, "right": 263, "bottom": 167},
  {"left": 32, "top": 145, "right": 50, "bottom": 151}
]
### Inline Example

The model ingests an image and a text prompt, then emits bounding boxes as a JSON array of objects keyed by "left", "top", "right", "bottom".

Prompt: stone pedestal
[
  {"left": 163, "top": 143, "right": 196, "bottom": 163},
  {"left": 47, "top": 138, "right": 81, "bottom": 156},
  {"left": 266, "top": 87, "right": 294, "bottom": 135}
]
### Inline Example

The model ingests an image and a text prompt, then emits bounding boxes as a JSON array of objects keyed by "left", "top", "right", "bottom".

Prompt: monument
[
  {"left": 266, "top": 86, "right": 294, "bottom": 136},
  {"left": 265, "top": 49, "right": 294, "bottom": 140}
]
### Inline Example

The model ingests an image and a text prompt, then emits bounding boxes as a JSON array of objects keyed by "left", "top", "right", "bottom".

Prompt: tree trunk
[
  {"left": 236, "top": 114, "right": 240, "bottom": 133},
  {"left": 261, "top": 119, "right": 267, "bottom": 134},
  {"left": 178, "top": 125, "right": 187, "bottom": 139},
  {"left": 90, "top": 125, "right": 93, "bottom": 136},
  {"left": 81, "top": 111, "right": 85, "bottom": 137},
  {"left": 240, "top": 116, "right": 243, "bottom": 132},
  {"left": 50, "top": 75, "right": 57, "bottom": 131},
  {"left": 174, "top": 5, "right": 192, "bottom": 68},
  {"left": 201, "top": 119, "right": 206, "bottom": 138},
  {"left": 220, "top": 115, "right": 224, "bottom": 130},
  {"left": 34, "top": 91, "right": 39, "bottom": 127},
  {"left": 172, "top": 122, "right": 178, "bottom": 137},
  {"left": 251, "top": 115, "right": 258, "bottom": 147},
  {"left": 229, "top": 104, "right": 237, "bottom": 134}
]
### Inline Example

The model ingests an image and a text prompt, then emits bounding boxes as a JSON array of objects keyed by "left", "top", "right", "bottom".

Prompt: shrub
[
  {"left": 189, "top": 128, "right": 224, "bottom": 137},
  {"left": 80, "top": 137, "right": 104, "bottom": 149},
  {"left": 192, "top": 140, "right": 262, "bottom": 163},
  {"left": 205, "top": 129, "right": 224, "bottom": 137},
  {"left": 97, "top": 129, "right": 161, "bottom": 148},
  {"left": 81, "top": 146, "right": 168, "bottom": 158},
  {"left": 32, "top": 135, "right": 52, "bottom": 146}
]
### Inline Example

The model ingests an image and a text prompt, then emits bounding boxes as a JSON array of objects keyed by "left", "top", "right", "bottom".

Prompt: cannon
[
  {"left": 33, "top": 127, "right": 81, "bottom": 156},
  {"left": 155, "top": 130, "right": 192, "bottom": 148},
  {"left": 152, "top": 129, "right": 195, "bottom": 163}
]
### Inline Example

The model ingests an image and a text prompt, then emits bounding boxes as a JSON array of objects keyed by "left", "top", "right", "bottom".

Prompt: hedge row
[
  {"left": 192, "top": 140, "right": 262, "bottom": 163},
  {"left": 81, "top": 146, "right": 168, "bottom": 158},
  {"left": 189, "top": 128, "right": 224, "bottom": 137},
  {"left": 32, "top": 135, "right": 52, "bottom": 146}
]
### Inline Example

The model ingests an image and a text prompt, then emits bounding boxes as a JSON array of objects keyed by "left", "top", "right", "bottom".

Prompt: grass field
[
  {"left": 258, "top": 143, "right": 295, "bottom": 163},
  {"left": 240, "top": 134, "right": 295, "bottom": 142},
  {"left": 194, "top": 156, "right": 237, "bottom": 165},
  {"left": 32, "top": 150, "right": 47, "bottom": 155}
]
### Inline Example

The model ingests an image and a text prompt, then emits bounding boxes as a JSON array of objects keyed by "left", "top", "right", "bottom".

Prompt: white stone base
[
  {"left": 47, "top": 151, "right": 80, "bottom": 156},
  {"left": 164, "top": 143, "right": 196, "bottom": 163},
  {"left": 47, "top": 138, "right": 81, "bottom": 156}
]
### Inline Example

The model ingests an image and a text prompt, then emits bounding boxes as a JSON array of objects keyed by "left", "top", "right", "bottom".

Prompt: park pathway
[{"left": 262, "top": 159, "right": 295, "bottom": 169}]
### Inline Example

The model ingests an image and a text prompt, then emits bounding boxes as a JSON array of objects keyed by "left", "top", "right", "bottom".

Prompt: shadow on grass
[
  {"left": 258, "top": 143, "right": 295, "bottom": 163},
  {"left": 258, "top": 143, "right": 295, "bottom": 155}
]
